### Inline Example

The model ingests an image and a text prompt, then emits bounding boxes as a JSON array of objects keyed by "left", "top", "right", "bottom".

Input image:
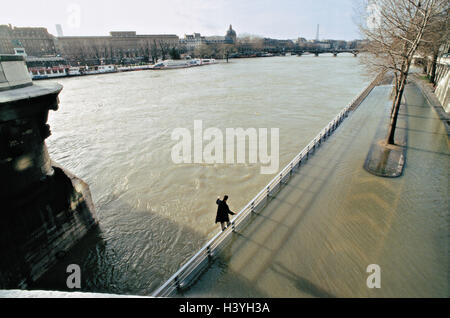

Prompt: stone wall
[
  {"left": 0, "top": 165, "right": 98, "bottom": 288},
  {"left": 434, "top": 63, "right": 449, "bottom": 112},
  {"left": 0, "top": 55, "right": 98, "bottom": 288}
]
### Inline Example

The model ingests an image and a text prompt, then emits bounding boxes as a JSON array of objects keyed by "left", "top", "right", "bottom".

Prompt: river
[{"left": 33, "top": 55, "right": 372, "bottom": 295}]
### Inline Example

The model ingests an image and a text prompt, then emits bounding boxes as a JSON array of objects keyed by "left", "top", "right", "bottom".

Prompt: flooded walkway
[{"left": 178, "top": 84, "right": 448, "bottom": 298}]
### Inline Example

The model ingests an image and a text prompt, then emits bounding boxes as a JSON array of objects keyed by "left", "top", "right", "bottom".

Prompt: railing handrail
[{"left": 151, "top": 73, "right": 383, "bottom": 297}]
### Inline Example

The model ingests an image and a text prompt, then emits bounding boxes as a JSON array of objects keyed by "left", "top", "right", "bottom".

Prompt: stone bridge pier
[{"left": 0, "top": 55, "right": 97, "bottom": 288}]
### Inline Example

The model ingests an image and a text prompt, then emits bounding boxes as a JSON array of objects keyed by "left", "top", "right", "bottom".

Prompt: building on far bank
[
  {"left": 322, "top": 39, "right": 348, "bottom": 50},
  {"left": 296, "top": 39, "right": 332, "bottom": 50},
  {"left": 181, "top": 33, "right": 205, "bottom": 50},
  {"left": 180, "top": 25, "right": 237, "bottom": 50},
  {"left": 296, "top": 37, "right": 366, "bottom": 51},
  {"left": 56, "top": 31, "right": 179, "bottom": 65},
  {"left": 0, "top": 24, "right": 56, "bottom": 57},
  {"left": 263, "top": 38, "right": 295, "bottom": 51}
]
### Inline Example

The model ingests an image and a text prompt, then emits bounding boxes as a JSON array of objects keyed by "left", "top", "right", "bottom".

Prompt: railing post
[
  {"left": 251, "top": 201, "right": 255, "bottom": 213},
  {"left": 280, "top": 172, "right": 288, "bottom": 185},
  {"left": 267, "top": 186, "right": 271, "bottom": 198},
  {"left": 174, "top": 276, "right": 180, "bottom": 290}
]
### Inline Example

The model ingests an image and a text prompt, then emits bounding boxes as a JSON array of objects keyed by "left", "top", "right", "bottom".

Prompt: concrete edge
[{"left": 363, "top": 141, "right": 406, "bottom": 178}]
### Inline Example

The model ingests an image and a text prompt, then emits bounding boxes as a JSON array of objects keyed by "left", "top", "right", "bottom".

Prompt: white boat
[
  {"left": 68, "top": 67, "right": 82, "bottom": 76},
  {"left": 118, "top": 64, "right": 152, "bottom": 72},
  {"left": 29, "top": 66, "right": 68, "bottom": 80},
  {"left": 187, "top": 59, "right": 202, "bottom": 66},
  {"left": 26, "top": 56, "right": 70, "bottom": 80},
  {"left": 150, "top": 60, "right": 190, "bottom": 70},
  {"left": 150, "top": 58, "right": 217, "bottom": 70},
  {"left": 200, "top": 58, "right": 217, "bottom": 65},
  {"left": 83, "top": 64, "right": 117, "bottom": 75}
]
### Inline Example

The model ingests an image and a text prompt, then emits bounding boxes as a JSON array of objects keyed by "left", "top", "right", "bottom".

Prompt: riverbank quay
[
  {"left": 173, "top": 83, "right": 448, "bottom": 297},
  {"left": 411, "top": 73, "right": 449, "bottom": 136},
  {"left": 364, "top": 71, "right": 450, "bottom": 178}
]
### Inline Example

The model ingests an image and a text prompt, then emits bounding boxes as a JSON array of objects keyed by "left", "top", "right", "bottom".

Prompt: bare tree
[
  {"left": 194, "top": 43, "right": 213, "bottom": 58},
  {"left": 159, "top": 40, "right": 171, "bottom": 61},
  {"left": 169, "top": 46, "right": 181, "bottom": 60},
  {"left": 73, "top": 44, "right": 87, "bottom": 66},
  {"left": 91, "top": 43, "right": 102, "bottom": 65},
  {"left": 108, "top": 44, "right": 115, "bottom": 64},
  {"left": 417, "top": 8, "right": 449, "bottom": 84},
  {"left": 237, "top": 35, "right": 264, "bottom": 54},
  {"left": 151, "top": 40, "right": 159, "bottom": 64},
  {"left": 102, "top": 45, "right": 109, "bottom": 64},
  {"left": 140, "top": 41, "right": 151, "bottom": 63},
  {"left": 359, "top": 0, "right": 448, "bottom": 145},
  {"left": 220, "top": 44, "right": 237, "bottom": 62}
]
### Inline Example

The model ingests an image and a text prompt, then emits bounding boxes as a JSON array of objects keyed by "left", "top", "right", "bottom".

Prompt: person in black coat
[{"left": 215, "top": 195, "right": 235, "bottom": 231}]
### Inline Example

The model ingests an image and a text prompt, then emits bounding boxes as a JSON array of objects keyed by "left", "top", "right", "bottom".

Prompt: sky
[{"left": 1, "top": 0, "right": 363, "bottom": 40}]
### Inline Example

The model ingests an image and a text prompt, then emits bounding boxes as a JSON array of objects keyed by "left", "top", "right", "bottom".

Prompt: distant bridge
[
  {"left": 266, "top": 48, "right": 360, "bottom": 57},
  {"left": 299, "top": 49, "right": 359, "bottom": 57}
]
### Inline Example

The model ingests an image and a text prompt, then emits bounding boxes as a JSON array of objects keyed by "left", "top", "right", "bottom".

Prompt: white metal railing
[{"left": 151, "top": 74, "right": 383, "bottom": 297}]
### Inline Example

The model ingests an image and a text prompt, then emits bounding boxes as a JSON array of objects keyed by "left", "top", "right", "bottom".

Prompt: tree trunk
[
  {"left": 386, "top": 72, "right": 408, "bottom": 145},
  {"left": 429, "top": 51, "right": 438, "bottom": 85}
]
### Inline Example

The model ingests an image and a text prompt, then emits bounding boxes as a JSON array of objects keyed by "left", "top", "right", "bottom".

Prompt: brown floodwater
[
  {"left": 32, "top": 56, "right": 446, "bottom": 297},
  {"left": 180, "top": 84, "right": 448, "bottom": 298}
]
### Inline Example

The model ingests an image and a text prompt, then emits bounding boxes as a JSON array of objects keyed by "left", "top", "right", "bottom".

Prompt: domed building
[
  {"left": 224, "top": 25, "right": 237, "bottom": 44},
  {"left": 181, "top": 25, "right": 237, "bottom": 48}
]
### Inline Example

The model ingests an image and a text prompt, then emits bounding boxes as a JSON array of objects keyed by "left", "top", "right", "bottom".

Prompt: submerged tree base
[
  {"left": 364, "top": 93, "right": 408, "bottom": 178},
  {"left": 364, "top": 140, "right": 406, "bottom": 178}
]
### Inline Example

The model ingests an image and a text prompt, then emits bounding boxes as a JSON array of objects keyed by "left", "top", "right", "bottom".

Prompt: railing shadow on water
[
  {"left": 151, "top": 73, "right": 385, "bottom": 297},
  {"left": 271, "top": 263, "right": 336, "bottom": 298},
  {"left": 198, "top": 97, "right": 378, "bottom": 297},
  {"left": 30, "top": 198, "right": 208, "bottom": 296}
]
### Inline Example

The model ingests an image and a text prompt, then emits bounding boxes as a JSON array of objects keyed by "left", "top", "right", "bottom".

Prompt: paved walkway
[{"left": 179, "top": 84, "right": 448, "bottom": 298}]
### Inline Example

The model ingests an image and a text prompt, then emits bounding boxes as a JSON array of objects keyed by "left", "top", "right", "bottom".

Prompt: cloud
[{"left": 2, "top": 0, "right": 361, "bottom": 40}]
